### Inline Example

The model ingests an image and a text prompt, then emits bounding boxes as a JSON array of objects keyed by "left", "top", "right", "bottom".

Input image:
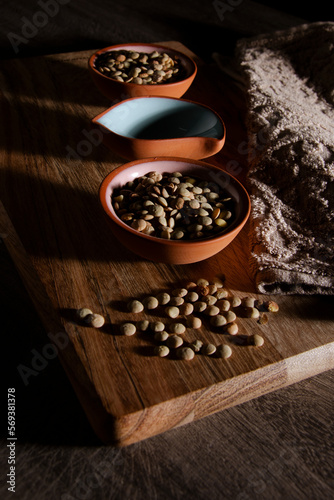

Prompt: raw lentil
[
  {"left": 177, "top": 347, "right": 195, "bottom": 360},
  {"left": 154, "top": 345, "right": 170, "bottom": 357},
  {"left": 245, "top": 307, "right": 260, "bottom": 319},
  {"left": 179, "top": 302, "right": 194, "bottom": 316},
  {"left": 136, "top": 319, "right": 150, "bottom": 331},
  {"left": 95, "top": 49, "right": 185, "bottom": 85},
  {"left": 169, "top": 296, "right": 185, "bottom": 306},
  {"left": 112, "top": 172, "right": 235, "bottom": 241},
  {"left": 165, "top": 306, "right": 180, "bottom": 318},
  {"left": 156, "top": 292, "right": 170, "bottom": 305},
  {"left": 193, "top": 301, "right": 207, "bottom": 313},
  {"left": 225, "top": 322, "right": 238, "bottom": 335},
  {"left": 166, "top": 335, "right": 183, "bottom": 348},
  {"left": 150, "top": 321, "right": 165, "bottom": 332},
  {"left": 251, "top": 334, "right": 265, "bottom": 346},
  {"left": 187, "top": 291, "right": 199, "bottom": 302},
  {"left": 84, "top": 313, "right": 105, "bottom": 328},
  {"left": 215, "top": 288, "right": 228, "bottom": 299},
  {"left": 264, "top": 300, "right": 279, "bottom": 312},
  {"left": 142, "top": 296, "right": 159, "bottom": 310},
  {"left": 204, "top": 305, "right": 220, "bottom": 316},
  {"left": 210, "top": 314, "right": 227, "bottom": 327},
  {"left": 201, "top": 343, "right": 216, "bottom": 356},
  {"left": 224, "top": 310, "right": 237, "bottom": 324},
  {"left": 186, "top": 316, "right": 202, "bottom": 329},
  {"left": 154, "top": 331, "right": 169, "bottom": 342},
  {"left": 169, "top": 322, "right": 186, "bottom": 334},
  {"left": 216, "top": 344, "right": 232, "bottom": 359},
  {"left": 76, "top": 307, "right": 93, "bottom": 320},
  {"left": 217, "top": 299, "right": 230, "bottom": 312},
  {"left": 120, "top": 322, "right": 136, "bottom": 336},
  {"left": 230, "top": 296, "right": 242, "bottom": 307},
  {"left": 127, "top": 299, "right": 144, "bottom": 313}
]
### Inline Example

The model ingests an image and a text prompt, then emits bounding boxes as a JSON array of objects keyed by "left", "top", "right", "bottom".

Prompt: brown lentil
[
  {"left": 76, "top": 307, "right": 93, "bottom": 320},
  {"left": 224, "top": 311, "right": 237, "bottom": 323},
  {"left": 204, "top": 305, "right": 220, "bottom": 316},
  {"left": 166, "top": 334, "right": 183, "bottom": 348},
  {"left": 84, "top": 313, "right": 105, "bottom": 328},
  {"left": 165, "top": 306, "right": 180, "bottom": 318},
  {"left": 142, "top": 296, "right": 159, "bottom": 310},
  {"left": 201, "top": 343, "right": 216, "bottom": 356},
  {"left": 264, "top": 300, "right": 279, "bottom": 313},
  {"left": 154, "top": 331, "right": 169, "bottom": 342},
  {"left": 127, "top": 299, "right": 144, "bottom": 313},
  {"left": 216, "top": 344, "right": 232, "bottom": 359},
  {"left": 210, "top": 314, "right": 227, "bottom": 327},
  {"left": 154, "top": 345, "right": 170, "bottom": 357},
  {"left": 177, "top": 347, "right": 195, "bottom": 360},
  {"left": 95, "top": 49, "right": 185, "bottom": 85},
  {"left": 136, "top": 319, "right": 150, "bottom": 331},
  {"left": 186, "top": 316, "right": 202, "bottom": 329},
  {"left": 120, "top": 322, "right": 136, "bottom": 336},
  {"left": 169, "top": 322, "right": 186, "bottom": 334},
  {"left": 251, "top": 334, "right": 265, "bottom": 346},
  {"left": 150, "top": 321, "right": 165, "bottom": 332},
  {"left": 112, "top": 172, "right": 235, "bottom": 241},
  {"left": 225, "top": 322, "right": 238, "bottom": 335},
  {"left": 179, "top": 302, "right": 194, "bottom": 316}
]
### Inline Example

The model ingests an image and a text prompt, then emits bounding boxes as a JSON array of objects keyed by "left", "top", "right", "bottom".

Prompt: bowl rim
[
  {"left": 91, "top": 95, "right": 226, "bottom": 143},
  {"left": 88, "top": 42, "right": 197, "bottom": 89},
  {"left": 99, "top": 157, "right": 251, "bottom": 247}
]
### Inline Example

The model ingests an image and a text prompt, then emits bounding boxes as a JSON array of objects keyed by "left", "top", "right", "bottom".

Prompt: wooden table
[{"left": 1, "top": 41, "right": 334, "bottom": 448}]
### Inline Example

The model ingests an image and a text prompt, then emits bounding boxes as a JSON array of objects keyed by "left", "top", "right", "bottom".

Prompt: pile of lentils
[
  {"left": 94, "top": 49, "right": 184, "bottom": 85},
  {"left": 112, "top": 171, "right": 235, "bottom": 240},
  {"left": 119, "top": 277, "right": 279, "bottom": 361}
]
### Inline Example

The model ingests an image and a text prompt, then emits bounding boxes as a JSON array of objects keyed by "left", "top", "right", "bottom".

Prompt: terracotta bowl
[
  {"left": 88, "top": 43, "right": 197, "bottom": 101},
  {"left": 99, "top": 158, "right": 251, "bottom": 265},
  {"left": 91, "top": 96, "right": 226, "bottom": 160}
]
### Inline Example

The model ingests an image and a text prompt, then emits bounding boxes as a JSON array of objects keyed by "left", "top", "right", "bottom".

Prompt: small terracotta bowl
[
  {"left": 91, "top": 96, "right": 226, "bottom": 160},
  {"left": 99, "top": 157, "right": 250, "bottom": 265},
  {"left": 88, "top": 43, "right": 197, "bottom": 101}
]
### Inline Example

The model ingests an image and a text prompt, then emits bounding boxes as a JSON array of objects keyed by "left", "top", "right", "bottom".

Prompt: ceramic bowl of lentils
[
  {"left": 88, "top": 43, "right": 197, "bottom": 100},
  {"left": 99, "top": 157, "right": 251, "bottom": 264}
]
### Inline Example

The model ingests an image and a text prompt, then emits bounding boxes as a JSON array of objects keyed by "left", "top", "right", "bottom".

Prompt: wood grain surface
[{"left": 1, "top": 41, "right": 334, "bottom": 447}]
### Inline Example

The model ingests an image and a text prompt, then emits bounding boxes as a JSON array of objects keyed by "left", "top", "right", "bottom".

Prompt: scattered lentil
[
  {"left": 127, "top": 299, "right": 144, "bottom": 313},
  {"left": 251, "top": 334, "right": 265, "bottom": 346},
  {"left": 224, "top": 311, "right": 237, "bottom": 323},
  {"left": 142, "top": 296, "right": 159, "bottom": 310},
  {"left": 216, "top": 344, "right": 232, "bottom": 359},
  {"left": 120, "top": 322, "right": 136, "bottom": 336},
  {"left": 264, "top": 300, "right": 279, "bottom": 313},
  {"left": 76, "top": 307, "right": 93, "bottom": 320},
  {"left": 186, "top": 316, "right": 202, "bottom": 329},
  {"left": 154, "top": 331, "right": 169, "bottom": 342},
  {"left": 165, "top": 306, "right": 180, "bottom": 318},
  {"left": 204, "top": 305, "right": 220, "bottom": 316},
  {"left": 179, "top": 302, "right": 194, "bottom": 316},
  {"left": 154, "top": 345, "right": 170, "bottom": 357},
  {"left": 210, "top": 315, "right": 227, "bottom": 327},
  {"left": 245, "top": 307, "right": 260, "bottom": 319},
  {"left": 84, "top": 313, "right": 105, "bottom": 328},
  {"left": 225, "top": 322, "right": 238, "bottom": 335},
  {"left": 156, "top": 292, "right": 170, "bottom": 305},
  {"left": 166, "top": 335, "right": 183, "bottom": 348},
  {"left": 136, "top": 319, "right": 150, "bottom": 331},
  {"left": 150, "top": 321, "right": 165, "bottom": 332},
  {"left": 177, "top": 347, "right": 195, "bottom": 360},
  {"left": 169, "top": 322, "right": 186, "bottom": 334},
  {"left": 201, "top": 343, "right": 216, "bottom": 356}
]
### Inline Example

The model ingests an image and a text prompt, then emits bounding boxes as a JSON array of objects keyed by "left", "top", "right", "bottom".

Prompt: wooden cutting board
[{"left": 1, "top": 42, "right": 333, "bottom": 446}]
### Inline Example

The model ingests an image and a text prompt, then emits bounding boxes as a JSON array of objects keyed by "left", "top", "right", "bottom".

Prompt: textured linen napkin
[{"left": 236, "top": 22, "right": 334, "bottom": 295}]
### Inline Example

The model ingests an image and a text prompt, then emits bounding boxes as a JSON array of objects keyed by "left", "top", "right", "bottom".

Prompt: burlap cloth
[{"left": 235, "top": 22, "right": 334, "bottom": 295}]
